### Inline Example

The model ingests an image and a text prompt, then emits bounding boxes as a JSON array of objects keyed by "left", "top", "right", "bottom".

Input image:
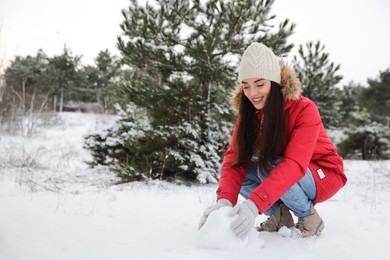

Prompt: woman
[{"left": 198, "top": 42, "right": 347, "bottom": 239}]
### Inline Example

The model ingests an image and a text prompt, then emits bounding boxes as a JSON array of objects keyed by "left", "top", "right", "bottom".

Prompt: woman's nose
[{"left": 248, "top": 85, "right": 260, "bottom": 97}]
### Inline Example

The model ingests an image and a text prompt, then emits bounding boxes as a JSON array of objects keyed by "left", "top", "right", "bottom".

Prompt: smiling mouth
[{"left": 252, "top": 97, "right": 264, "bottom": 104}]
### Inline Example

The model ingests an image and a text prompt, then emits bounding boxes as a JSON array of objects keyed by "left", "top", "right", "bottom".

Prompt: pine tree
[
  {"left": 87, "top": 0, "right": 295, "bottom": 183},
  {"left": 3, "top": 50, "right": 54, "bottom": 135},
  {"left": 336, "top": 66, "right": 390, "bottom": 160},
  {"left": 337, "top": 122, "right": 390, "bottom": 160},
  {"left": 4, "top": 50, "right": 49, "bottom": 105},
  {"left": 78, "top": 50, "right": 121, "bottom": 110},
  {"left": 47, "top": 48, "right": 82, "bottom": 112},
  {"left": 293, "top": 41, "right": 342, "bottom": 127},
  {"left": 358, "top": 66, "right": 390, "bottom": 124},
  {"left": 337, "top": 81, "right": 366, "bottom": 127}
]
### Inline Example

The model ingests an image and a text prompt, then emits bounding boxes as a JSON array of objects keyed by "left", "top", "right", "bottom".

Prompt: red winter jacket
[{"left": 216, "top": 65, "right": 347, "bottom": 214}]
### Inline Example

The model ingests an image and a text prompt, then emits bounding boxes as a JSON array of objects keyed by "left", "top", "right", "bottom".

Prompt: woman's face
[{"left": 241, "top": 78, "right": 271, "bottom": 110}]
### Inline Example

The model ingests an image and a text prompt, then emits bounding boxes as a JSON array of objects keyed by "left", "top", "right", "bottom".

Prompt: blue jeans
[{"left": 239, "top": 157, "right": 316, "bottom": 217}]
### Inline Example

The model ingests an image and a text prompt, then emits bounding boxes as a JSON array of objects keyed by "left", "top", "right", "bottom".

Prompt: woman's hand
[
  {"left": 230, "top": 199, "right": 259, "bottom": 239},
  {"left": 198, "top": 198, "right": 233, "bottom": 230}
]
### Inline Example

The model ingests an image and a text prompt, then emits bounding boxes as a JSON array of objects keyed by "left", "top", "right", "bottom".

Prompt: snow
[
  {"left": 1, "top": 112, "right": 390, "bottom": 260},
  {"left": 197, "top": 207, "right": 263, "bottom": 250}
]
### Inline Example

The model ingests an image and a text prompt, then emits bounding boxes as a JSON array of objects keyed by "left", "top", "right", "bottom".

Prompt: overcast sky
[{"left": 1, "top": 0, "right": 389, "bottom": 85}]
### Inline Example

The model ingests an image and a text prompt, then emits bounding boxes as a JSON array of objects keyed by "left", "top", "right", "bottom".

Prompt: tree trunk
[
  {"left": 59, "top": 88, "right": 64, "bottom": 112},
  {"left": 0, "top": 78, "right": 5, "bottom": 103},
  {"left": 27, "top": 92, "right": 36, "bottom": 136},
  {"left": 39, "top": 94, "right": 50, "bottom": 114},
  {"left": 104, "top": 96, "right": 109, "bottom": 113},
  {"left": 22, "top": 78, "right": 27, "bottom": 115},
  {"left": 53, "top": 95, "right": 57, "bottom": 112}
]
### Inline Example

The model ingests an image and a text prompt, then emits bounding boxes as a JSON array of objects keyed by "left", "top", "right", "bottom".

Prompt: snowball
[
  {"left": 278, "top": 226, "right": 303, "bottom": 238},
  {"left": 197, "top": 207, "right": 249, "bottom": 250},
  {"left": 278, "top": 226, "right": 292, "bottom": 237}
]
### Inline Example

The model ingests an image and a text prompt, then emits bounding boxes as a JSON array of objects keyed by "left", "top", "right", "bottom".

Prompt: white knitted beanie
[{"left": 239, "top": 42, "right": 281, "bottom": 84}]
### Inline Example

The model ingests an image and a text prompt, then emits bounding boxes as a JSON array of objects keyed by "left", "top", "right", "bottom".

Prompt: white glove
[
  {"left": 198, "top": 198, "right": 233, "bottom": 230},
  {"left": 230, "top": 199, "right": 258, "bottom": 240}
]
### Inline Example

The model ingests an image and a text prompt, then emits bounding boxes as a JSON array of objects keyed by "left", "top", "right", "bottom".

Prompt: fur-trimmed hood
[{"left": 231, "top": 63, "right": 302, "bottom": 111}]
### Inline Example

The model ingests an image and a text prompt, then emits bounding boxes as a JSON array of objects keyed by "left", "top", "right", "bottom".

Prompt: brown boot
[
  {"left": 257, "top": 204, "right": 295, "bottom": 232},
  {"left": 295, "top": 208, "right": 325, "bottom": 237}
]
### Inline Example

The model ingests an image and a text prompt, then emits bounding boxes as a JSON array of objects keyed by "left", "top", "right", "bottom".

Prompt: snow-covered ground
[{"left": 0, "top": 112, "right": 389, "bottom": 260}]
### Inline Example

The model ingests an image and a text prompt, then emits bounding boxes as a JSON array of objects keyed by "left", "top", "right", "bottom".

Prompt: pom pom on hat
[{"left": 239, "top": 42, "right": 281, "bottom": 84}]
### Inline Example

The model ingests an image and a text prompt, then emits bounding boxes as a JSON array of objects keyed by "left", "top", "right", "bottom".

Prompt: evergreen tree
[
  {"left": 5, "top": 51, "right": 48, "bottom": 93},
  {"left": 293, "top": 41, "right": 342, "bottom": 127},
  {"left": 336, "top": 66, "right": 390, "bottom": 160},
  {"left": 337, "top": 122, "right": 390, "bottom": 160},
  {"left": 78, "top": 65, "right": 100, "bottom": 103},
  {"left": 337, "top": 81, "right": 366, "bottom": 127},
  {"left": 4, "top": 50, "right": 50, "bottom": 113},
  {"left": 78, "top": 50, "right": 121, "bottom": 110},
  {"left": 47, "top": 47, "right": 82, "bottom": 112},
  {"left": 2, "top": 50, "right": 55, "bottom": 135},
  {"left": 85, "top": 0, "right": 295, "bottom": 183},
  {"left": 358, "top": 66, "right": 390, "bottom": 124}
]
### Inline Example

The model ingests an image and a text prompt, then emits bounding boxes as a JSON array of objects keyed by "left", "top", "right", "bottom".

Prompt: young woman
[{"left": 198, "top": 42, "right": 347, "bottom": 239}]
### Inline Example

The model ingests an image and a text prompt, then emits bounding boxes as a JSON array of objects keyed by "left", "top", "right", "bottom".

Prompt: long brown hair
[{"left": 232, "top": 81, "right": 285, "bottom": 174}]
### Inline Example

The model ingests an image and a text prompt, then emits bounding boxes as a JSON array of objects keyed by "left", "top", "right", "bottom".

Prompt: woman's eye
[{"left": 256, "top": 84, "right": 264, "bottom": 87}]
